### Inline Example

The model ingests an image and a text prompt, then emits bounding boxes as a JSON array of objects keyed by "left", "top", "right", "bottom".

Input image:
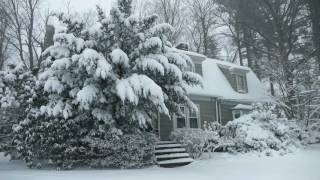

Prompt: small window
[
  {"left": 189, "top": 105, "right": 200, "bottom": 128},
  {"left": 232, "top": 110, "right": 242, "bottom": 120},
  {"left": 177, "top": 106, "right": 187, "bottom": 128},
  {"left": 236, "top": 74, "right": 247, "bottom": 93}
]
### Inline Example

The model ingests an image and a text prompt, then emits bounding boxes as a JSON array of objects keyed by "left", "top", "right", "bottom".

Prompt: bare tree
[
  {"left": 0, "top": 1, "right": 10, "bottom": 70},
  {"left": 4, "top": 0, "right": 41, "bottom": 71},
  {"left": 186, "top": 0, "right": 219, "bottom": 57},
  {"left": 146, "top": 0, "right": 186, "bottom": 44}
]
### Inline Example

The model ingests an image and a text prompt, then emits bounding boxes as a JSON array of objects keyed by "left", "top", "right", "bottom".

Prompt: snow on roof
[
  {"left": 187, "top": 58, "right": 273, "bottom": 102},
  {"left": 232, "top": 104, "right": 253, "bottom": 110},
  {"left": 174, "top": 48, "right": 206, "bottom": 59}
]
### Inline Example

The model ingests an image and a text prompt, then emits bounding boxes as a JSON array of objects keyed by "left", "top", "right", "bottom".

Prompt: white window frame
[
  {"left": 236, "top": 74, "right": 247, "bottom": 93},
  {"left": 189, "top": 104, "right": 201, "bottom": 128},
  {"left": 232, "top": 110, "right": 243, "bottom": 120},
  {"left": 174, "top": 104, "right": 201, "bottom": 129},
  {"left": 175, "top": 106, "right": 188, "bottom": 129}
]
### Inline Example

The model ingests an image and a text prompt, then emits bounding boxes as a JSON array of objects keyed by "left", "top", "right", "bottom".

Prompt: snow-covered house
[{"left": 155, "top": 49, "right": 272, "bottom": 140}]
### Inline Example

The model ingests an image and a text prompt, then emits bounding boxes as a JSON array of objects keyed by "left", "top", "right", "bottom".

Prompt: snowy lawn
[{"left": 1, "top": 144, "right": 320, "bottom": 180}]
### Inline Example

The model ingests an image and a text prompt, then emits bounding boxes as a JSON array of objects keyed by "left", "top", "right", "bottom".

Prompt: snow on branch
[
  {"left": 116, "top": 74, "right": 169, "bottom": 114},
  {"left": 76, "top": 85, "right": 99, "bottom": 110}
]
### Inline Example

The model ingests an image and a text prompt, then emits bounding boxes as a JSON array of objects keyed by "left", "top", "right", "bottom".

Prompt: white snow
[
  {"left": 76, "top": 85, "right": 99, "bottom": 109},
  {"left": 157, "top": 158, "right": 193, "bottom": 165},
  {"left": 115, "top": 74, "right": 169, "bottom": 115},
  {"left": 110, "top": 49, "right": 130, "bottom": 68},
  {"left": 156, "top": 144, "right": 182, "bottom": 148},
  {"left": 44, "top": 77, "right": 64, "bottom": 94},
  {"left": 156, "top": 153, "right": 189, "bottom": 159},
  {"left": 1, "top": 144, "right": 320, "bottom": 180},
  {"left": 155, "top": 148, "right": 186, "bottom": 153},
  {"left": 232, "top": 104, "right": 253, "bottom": 110},
  {"left": 136, "top": 58, "right": 165, "bottom": 75}
]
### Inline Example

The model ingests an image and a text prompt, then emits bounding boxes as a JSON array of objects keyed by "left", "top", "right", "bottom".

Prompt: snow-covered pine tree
[
  {"left": 13, "top": 0, "right": 202, "bottom": 169},
  {"left": 95, "top": 0, "right": 202, "bottom": 131},
  {"left": 0, "top": 64, "right": 37, "bottom": 157}
]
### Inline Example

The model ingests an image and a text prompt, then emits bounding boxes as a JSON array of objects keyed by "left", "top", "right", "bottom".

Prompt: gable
[
  {"left": 186, "top": 58, "right": 272, "bottom": 102},
  {"left": 218, "top": 65, "right": 248, "bottom": 93}
]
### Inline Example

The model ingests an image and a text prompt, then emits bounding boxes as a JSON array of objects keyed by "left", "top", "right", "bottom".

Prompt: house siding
[
  {"left": 158, "top": 98, "right": 218, "bottom": 140},
  {"left": 159, "top": 114, "right": 173, "bottom": 140},
  {"left": 220, "top": 103, "right": 235, "bottom": 125},
  {"left": 220, "top": 101, "right": 252, "bottom": 125},
  {"left": 190, "top": 98, "right": 217, "bottom": 128}
]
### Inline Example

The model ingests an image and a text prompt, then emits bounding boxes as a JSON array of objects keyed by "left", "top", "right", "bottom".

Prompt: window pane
[
  {"left": 190, "top": 118, "right": 198, "bottom": 128},
  {"left": 177, "top": 117, "right": 186, "bottom": 128},
  {"left": 234, "top": 113, "right": 241, "bottom": 119},
  {"left": 189, "top": 109, "right": 197, "bottom": 117}
]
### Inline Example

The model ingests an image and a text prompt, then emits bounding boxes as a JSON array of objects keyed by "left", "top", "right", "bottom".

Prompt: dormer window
[
  {"left": 236, "top": 74, "right": 247, "bottom": 93},
  {"left": 194, "top": 63, "right": 203, "bottom": 76}
]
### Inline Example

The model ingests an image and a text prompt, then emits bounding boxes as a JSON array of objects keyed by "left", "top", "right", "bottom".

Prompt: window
[
  {"left": 177, "top": 106, "right": 187, "bottom": 128},
  {"left": 175, "top": 105, "right": 200, "bottom": 129},
  {"left": 236, "top": 74, "right": 247, "bottom": 93},
  {"left": 194, "top": 64, "right": 203, "bottom": 76},
  {"left": 189, "top": 105, "right": 200, "bottom": 128},
  {"left": 232, "top": 110, "right": 242, "bottom": 120}
]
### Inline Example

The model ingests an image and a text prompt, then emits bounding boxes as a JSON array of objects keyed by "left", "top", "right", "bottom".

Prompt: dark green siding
[
  {"left": 159, "top": 98, "right": 218, "bottom": 140},
  {"left": 220, "top": 103, "right": 235, "bottom": 125},
  {"left": 159, "top": 114, "right": 173, "bottom": 140},
  {"left": 191, "top": 99, "right": 217, "bottom": 128}
]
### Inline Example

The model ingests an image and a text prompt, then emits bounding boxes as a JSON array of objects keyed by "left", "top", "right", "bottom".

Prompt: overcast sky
[{"left": 42, "top": 0, "right": 116, "bottom": 13}]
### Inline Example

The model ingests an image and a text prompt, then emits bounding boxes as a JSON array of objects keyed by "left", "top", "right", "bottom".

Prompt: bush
[
  {"left": 170, "top": 128, "right": 220, "bottom": 158},
  {"left": 14, "top": 113, "right": 156, "bottom": 169},
  {"left": 171, "top": 103, "right": 304, "bottom": 157},
  {"left": 301, "top": 120, "right": 320, "bottom": 144},
  {"left": 220, "top": 115, "right": 301, "bottom": 155},
  {"left": 84, "top": 132, "right": 156, "bottom": 169}
]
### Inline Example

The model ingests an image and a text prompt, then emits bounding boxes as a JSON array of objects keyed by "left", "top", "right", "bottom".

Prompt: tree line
[{"left": 1, "top": 0, "right": 320, "bottom": 120}]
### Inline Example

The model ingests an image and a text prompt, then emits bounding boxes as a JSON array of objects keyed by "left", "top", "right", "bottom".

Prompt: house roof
[
  {"left": 232, "top": 104, "right": 253, "bottom": 110},
  {"left": 179, "top": 51, "right": 272, "bottom": 102}
]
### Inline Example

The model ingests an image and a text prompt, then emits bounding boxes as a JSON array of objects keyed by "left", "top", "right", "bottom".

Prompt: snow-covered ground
[{"left": 1, "top": 144, "right": 320, "bottom": 180}]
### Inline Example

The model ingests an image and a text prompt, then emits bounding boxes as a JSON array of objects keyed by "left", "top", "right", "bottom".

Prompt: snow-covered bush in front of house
[
  {"left": 219, "top": 103, "right": 302, "bottom": 155},
  {"left": 13, "top": 0, "right": 202, "bottom": 169},
  {"left": 220, "top": 115, "right": 301, "bottom": 155},
  {"left": 85, "top": 132, "right": 156, "bottom": 168},
  {"left": 170, "top": 128, "right": 220, "bottom": 158},
  {"left": 172, "top": 103, "right": 304, "bottom": 158}
]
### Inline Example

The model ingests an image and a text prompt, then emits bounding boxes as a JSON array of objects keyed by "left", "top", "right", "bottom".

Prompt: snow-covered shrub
[
  {"left": 0, "top": 64, "right": 37, "bottom": 156},
  {"left": 301, "top": 120, "right": 320, "bottom": 144},
  {"left": 13, "top": 0, "right": 201, "bottom": 169},
  {"left": 219, "top": 103, "right": 302, "bottom": 155},
  {"left": 85, "top": 132, "right": 155, "bottom": 168},
  {"left": 14, "top": 114, "right": 155, "bottom": 169},
  {"left": 170, "top": 128, "right": 220, "bottom": 158}
]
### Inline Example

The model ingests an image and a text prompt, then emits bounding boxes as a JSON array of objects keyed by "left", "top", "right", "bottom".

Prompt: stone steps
[{"left": 155, "top": 141, "right": 193, "bottom": 168}]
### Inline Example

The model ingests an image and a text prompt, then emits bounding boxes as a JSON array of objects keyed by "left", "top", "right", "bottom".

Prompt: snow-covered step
[
  {"left": 156, "top": 153, "right": 189, "bottom": 160},
  {"left": 156, "top": 143, "right": 183, "bottom": 149},
  {"left": 157, "top": 158, "right": 194, "bottom": 168},
  {"left": 156, "top": 141, "right": 176, "bottom": 145},
  {"left": 155, "top": 141, "right": 193, "bottom": 168},
  {"left": 155, "top": 148, "right": 186, "bottom": 155}
]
